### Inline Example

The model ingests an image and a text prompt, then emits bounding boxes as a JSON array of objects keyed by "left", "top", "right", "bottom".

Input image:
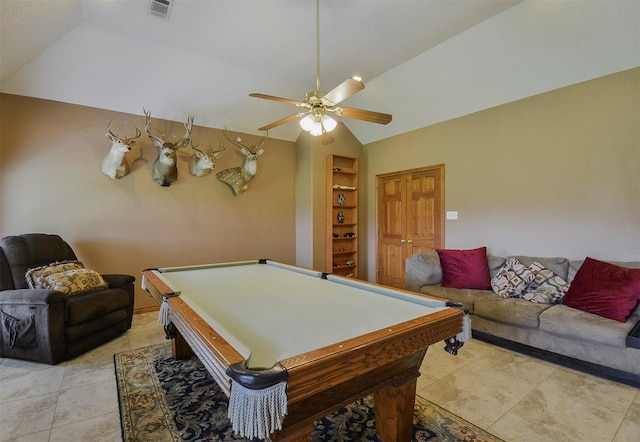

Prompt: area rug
[{"left": 115, "top": 344, "right": 502, "bottom": 442}]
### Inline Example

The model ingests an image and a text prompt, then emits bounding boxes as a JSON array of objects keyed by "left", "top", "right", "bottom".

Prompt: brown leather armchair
[{"left": 0, "top": 234, "right": 135, "bottom": 364}]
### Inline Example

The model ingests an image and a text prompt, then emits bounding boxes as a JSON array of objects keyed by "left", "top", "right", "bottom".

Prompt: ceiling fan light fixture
[
  {"left": 299, "top": 114, "right": 316, "bottom": 132},
  {"left": 250, "top": 0, "right": 391, "bottom": 142},
  {"left": 300, "top": 113, "right": 337, "bottom": 136},
  {"left": 321, "top": 114, "right": 338, "bottom": 132}
]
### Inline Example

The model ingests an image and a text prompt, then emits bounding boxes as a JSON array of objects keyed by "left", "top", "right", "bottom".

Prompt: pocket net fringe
[
  {"left": 457, "top": 313, "right": 472, "bottom": 342},
  {"left": 228, "top": 380, "right": 288, "bottom": 440}
]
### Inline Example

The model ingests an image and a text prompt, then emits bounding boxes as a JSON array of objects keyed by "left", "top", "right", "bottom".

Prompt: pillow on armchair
[
  {"left": 25, "top": 261, "right": 84, "bottom": 289},
  {"left": 39, "top": 268, "right": 109, "bottom": 295}
]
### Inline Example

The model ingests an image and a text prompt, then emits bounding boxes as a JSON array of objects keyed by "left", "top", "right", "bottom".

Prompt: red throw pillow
[
  {"left": 563, "top": 257, "right": 640, "bottom": 322},
  {"left": 436, "top": 247, "right": 491, "bottom": 289}
]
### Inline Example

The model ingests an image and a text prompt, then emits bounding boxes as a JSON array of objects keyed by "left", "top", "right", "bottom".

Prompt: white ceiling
[{"left": 1, "top": 0, "right": 639, "bottom": 144}]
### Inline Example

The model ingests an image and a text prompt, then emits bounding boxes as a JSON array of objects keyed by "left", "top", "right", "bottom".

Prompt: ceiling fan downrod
[{"left": 315, "top": 0, "right": 321, "bottom": 93}]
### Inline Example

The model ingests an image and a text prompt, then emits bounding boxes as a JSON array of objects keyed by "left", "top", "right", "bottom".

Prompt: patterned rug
[{"left": 115, "top": 344, "right": 503, "bottom": 442}]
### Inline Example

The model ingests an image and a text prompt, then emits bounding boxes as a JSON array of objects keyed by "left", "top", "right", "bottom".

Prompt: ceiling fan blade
[
  {"left": 258, "top": 114, "right": 303, "bottom": 131},
  {"left": 322, "top": 78, "right": 365, "bottom": 106},
  {"left": 250, "top": 93, "right": 303, "bottom": 107},
  {"left": 337, "top": 106, "right": 392, "bottom": 125},
  {"left": 320, "top": 132, "right": 334, "bottom": 145}
]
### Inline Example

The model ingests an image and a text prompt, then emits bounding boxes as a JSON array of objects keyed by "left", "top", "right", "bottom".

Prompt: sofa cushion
[
  {"left": 25, "top": 261, "right": 84, "bottom": 289},
  {"left": 436, "top": 247, "right": 491, "bottom": 289},
  {"left": 521, "top": 261, "right": 569, "bottom": 304},
  {"left": 491, "top": 257, "right": 535, "bottom": 298},
  {"left": 419, "top": 285, "right": 494, "bottom": 314},
  {"left": 508, "top": 256, "right": 570, "bottom": 281},
  {"left": 487, "top": 256, "right": 508, "bottom": 279},
  {"left": 563, "top": 257, "right": 640, "bottom": 322},
  {"left": 474, "top": 297, "right": 552, "bottom": 329},
  {"left": 407, "top": 253, "right": 443, "bottom": 287},
  {"left": 539, "top": 304, "right": 636, "bottom": 347}
]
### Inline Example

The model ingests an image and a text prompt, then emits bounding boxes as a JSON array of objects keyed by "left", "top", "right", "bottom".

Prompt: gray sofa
[{"left": 405, "top": 253, "right": 640, "bottom": 385}]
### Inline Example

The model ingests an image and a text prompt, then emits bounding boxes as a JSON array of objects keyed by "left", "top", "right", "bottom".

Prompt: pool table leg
[
  {"left": 373, "top": 375, "right": 418, "bottom": 442},
  {"left": 171, "top": 328, "right": 194, "bottom": 360}
]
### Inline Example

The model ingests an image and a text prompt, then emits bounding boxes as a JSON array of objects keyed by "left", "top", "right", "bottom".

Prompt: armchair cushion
[{"left": 65, "top": 288, "right": 130, "bottom": 326}]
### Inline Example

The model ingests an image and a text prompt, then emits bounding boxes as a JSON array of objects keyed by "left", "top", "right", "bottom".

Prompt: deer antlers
[
  {"left": 222, "top": 128, "right": 268, "bottom": 153},
  {"left": 107, "top": 120, "right": 141, "bottom": 144},
  {"left": 144, "top": 108, "right": 193, "bottom": 150}
]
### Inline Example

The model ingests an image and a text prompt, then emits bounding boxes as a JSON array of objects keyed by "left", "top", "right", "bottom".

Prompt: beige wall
[
  {"left": 0, "top": 94, "right": 297, "bottom": 310},
  {"left": 2, "top": 68, "right": 638, "bottom": 296},
  {"left": 362, "top": 68, "right": 640, "bottom": 281}
]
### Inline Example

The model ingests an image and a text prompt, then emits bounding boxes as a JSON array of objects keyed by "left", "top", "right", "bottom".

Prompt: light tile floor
[{"left": 1, "top": 312, "right": 638, "bottom": 441}]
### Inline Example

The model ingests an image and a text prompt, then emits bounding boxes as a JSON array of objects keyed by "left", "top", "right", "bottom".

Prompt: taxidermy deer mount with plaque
[
  {"left": 144, "top": 108, "right": 193, "bottom": 187},
  {"left": 216, "top": 129, "right": 267, "bottom": 196},
  {"left": 101, "top": 121, "right": 141, "bottom": 180}
]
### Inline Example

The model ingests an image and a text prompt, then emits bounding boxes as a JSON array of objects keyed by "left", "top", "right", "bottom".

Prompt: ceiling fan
[{"left": 250, "top": 0, "right": 392, "bottom": 145}]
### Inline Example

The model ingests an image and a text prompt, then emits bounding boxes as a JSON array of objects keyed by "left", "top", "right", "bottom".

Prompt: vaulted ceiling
[{"left": 1, "top": 0, "right": 638, "bottom": 144}]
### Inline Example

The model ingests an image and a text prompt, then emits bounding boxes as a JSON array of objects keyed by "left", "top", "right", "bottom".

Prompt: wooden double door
[{"left": 377, "top": 165, "right": 444, "bottom": 289}]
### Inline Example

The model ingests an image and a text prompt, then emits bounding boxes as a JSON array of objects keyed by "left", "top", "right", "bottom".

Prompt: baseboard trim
[
  {"left": 134, "top": 305, "right": 160, "bottom": 315},
  {"left": 472, "top": 331, "right": 640, "bottom": 388}
]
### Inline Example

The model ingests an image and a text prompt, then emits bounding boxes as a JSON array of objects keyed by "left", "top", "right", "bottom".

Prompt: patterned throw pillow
[
  {"left": 491, "top": 258, "right": 535, "bottom": 298},
  {"left": 25, "top": 261, "right": 85, "bottom": 289},
  {"left": 39, "top": 268, "right": 108, "bottom": 295},
  {"left": 522, "top": 262, "right": 569, "bottom": 304}
]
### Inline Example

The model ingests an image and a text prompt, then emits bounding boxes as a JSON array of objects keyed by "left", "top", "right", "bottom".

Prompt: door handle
[
  {"left": 400, "top": 240, "right": 406, "bottom": 243},
  {"left": 407, "top": 240, "right": 413, "bottom": 243}
]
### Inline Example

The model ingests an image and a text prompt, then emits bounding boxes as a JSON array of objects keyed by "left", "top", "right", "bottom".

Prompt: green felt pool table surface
[{"left": 143, "top": 259, "right": 463, "bottom": 441}]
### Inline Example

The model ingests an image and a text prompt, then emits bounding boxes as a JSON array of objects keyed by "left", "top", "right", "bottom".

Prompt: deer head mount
[
  {"left": 101, "top": 121, "right": 141, "bottom": 180},
  {"left": 216, "top": 129, "right": 268, "bottom": 196},
  {"left": 188, "top": 140, "right": 226, "bottom": 177},
  {"left": 144, "top": 108, "right": 193, "bottom": 187}
]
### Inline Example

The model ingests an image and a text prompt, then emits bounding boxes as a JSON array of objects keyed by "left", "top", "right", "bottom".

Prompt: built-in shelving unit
[{"left": 326, "top": 155, "right": 358, "bottom": 278}]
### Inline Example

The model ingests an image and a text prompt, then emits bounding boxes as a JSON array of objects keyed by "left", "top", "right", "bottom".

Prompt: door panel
[
  {"left": 377, "top": 175, "right": 406, "bottom": 287},
  {"left": 407, "top": 169, "right": 442, "bottom": 255},
  {"left": 377, "top": 242, "right": 405, "bottom": 288},
  {"left": 377, "top": 166, "right": 444, "bottom": 289}
]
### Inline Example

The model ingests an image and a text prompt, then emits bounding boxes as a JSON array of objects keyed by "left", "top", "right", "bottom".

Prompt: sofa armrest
[
  {"left": 0, "top": 289, "right": 67, "bottom": 305},
  {"left": 405, "top": 253, "right": 443, "bottom": 292},
  {"left": 101, "top": 274, "right": 135, "bottom": 289}
]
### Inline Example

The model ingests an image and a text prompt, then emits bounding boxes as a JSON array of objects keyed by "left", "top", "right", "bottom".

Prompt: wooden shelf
[{"left": 327, "top": 155, "right": 358, "bottom": 278}]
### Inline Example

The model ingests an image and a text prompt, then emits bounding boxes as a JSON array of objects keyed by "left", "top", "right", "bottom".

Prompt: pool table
[{"left": 142, "top": 259, "right": 464, "bottom": 442}]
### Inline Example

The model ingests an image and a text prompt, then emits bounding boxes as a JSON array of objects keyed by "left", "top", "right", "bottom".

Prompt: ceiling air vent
[{"left": 149, "top": 0, "right": 173, "bottom": 20}]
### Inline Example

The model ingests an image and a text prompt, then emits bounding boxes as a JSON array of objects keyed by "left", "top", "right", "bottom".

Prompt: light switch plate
[{"left": 446, "top": 211, "right": 458, "bottom": 220}]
